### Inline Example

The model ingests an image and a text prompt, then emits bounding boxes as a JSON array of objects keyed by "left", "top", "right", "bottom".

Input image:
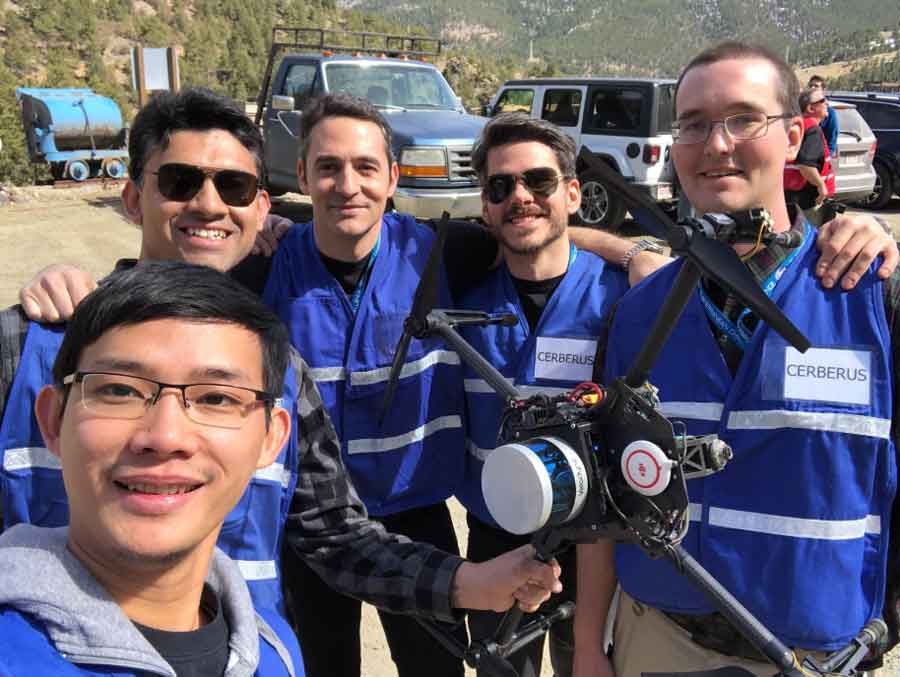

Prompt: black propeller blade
[
  {"left": 577, "top": 148, "right": 809, "bottom": 353},
  {"left": 380, "top": 212, "right": 451, "bottom": 422}
]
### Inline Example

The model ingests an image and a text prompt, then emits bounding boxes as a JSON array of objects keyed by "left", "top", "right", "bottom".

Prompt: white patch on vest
[
  {"left": 783, "top": 347, "right": 871, "bottom": 406},
  {"left": 534, "top": 337, "right": 597, "bottom": 382},
  {"left": 3, "top": 447, "right": 61, "bottom": 472},
  {"left": 234, "top": 559, "right": 278, "bottom": 580}
]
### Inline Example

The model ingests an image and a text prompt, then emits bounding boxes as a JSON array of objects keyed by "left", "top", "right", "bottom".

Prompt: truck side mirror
[
  {"left": 481, "top": 104, "right": 493, "bottom": 117},
  {"left": 272, "top": 95, "right": 296, "bottom": 112}
]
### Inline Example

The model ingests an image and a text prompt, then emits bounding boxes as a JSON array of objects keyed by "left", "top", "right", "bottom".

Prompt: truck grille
[{"left": 449, "top": 146, "right": 477, "bottom": 182}]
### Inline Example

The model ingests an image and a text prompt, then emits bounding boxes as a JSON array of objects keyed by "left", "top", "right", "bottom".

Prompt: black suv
[{"left": 830, "top": 91, "right": 900, "bottom": 209}]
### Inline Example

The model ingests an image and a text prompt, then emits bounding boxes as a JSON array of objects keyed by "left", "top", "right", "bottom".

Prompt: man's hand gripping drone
[{"left": 380, "top": 149, "right": 885, "bottom": 677}]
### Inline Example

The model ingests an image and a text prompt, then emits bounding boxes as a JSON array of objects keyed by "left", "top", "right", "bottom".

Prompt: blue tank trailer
[{"left": 16, "top": 87, "right": 129, "bottom": 182}]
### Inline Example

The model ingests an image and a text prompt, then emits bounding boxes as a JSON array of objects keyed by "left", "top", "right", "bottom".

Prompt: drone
[{"left": 379, "top": 149, "right": 885, "bottom": 677}]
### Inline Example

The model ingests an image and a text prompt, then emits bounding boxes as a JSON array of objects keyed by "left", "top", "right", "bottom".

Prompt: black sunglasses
[
  {"left": 152, "top": 163, "right": 260, "bottom": 207},
  {"left": 485, "top": 167, "right": 568, "bottom": 204}
]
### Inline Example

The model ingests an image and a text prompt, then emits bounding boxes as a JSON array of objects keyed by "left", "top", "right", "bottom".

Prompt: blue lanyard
[
  {"left": 698, "top": 222, "right": 809, "bottom": 350},
  {"left": 348, "top": 235, "right": 381, "bottom": 315},
  {"left": 569, "top": 243, "right": 578, "bottom": 266}
]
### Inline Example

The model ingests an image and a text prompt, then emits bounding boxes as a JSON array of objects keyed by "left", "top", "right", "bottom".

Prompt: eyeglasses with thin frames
[
  {"left": 63, "top": 371, "right": 276, "bottom": 430},
  {"left": 485, "top": 167, "right": 570, "bottom": 204},
  {"left": 671, "top": 112, "right": 793, "bottom": 145}
]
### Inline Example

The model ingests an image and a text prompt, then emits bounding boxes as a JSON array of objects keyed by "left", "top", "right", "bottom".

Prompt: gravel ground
[{"left": 2, "top": 183, "right": 900, "bottom": 676}]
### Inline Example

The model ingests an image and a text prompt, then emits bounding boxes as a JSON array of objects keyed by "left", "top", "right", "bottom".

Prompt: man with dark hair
[
  {"left": 809, "top": 75, "right": 840, "bottom": 156},
  {"left": 574, "top": 41, "right": 900, "bottom": 677},
  {"left": 0, "top": 261, "right": 303, "bottom": 675},
  {"left": 459, "top": 112, "right": 629, "bottom": 677},
  {"left": 785, "top": 87, "right": 835, "bottom": 225}
]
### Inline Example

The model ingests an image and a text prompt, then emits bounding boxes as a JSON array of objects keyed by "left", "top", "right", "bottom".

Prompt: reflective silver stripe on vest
[
  {"left": 253, "top": 462, "right": 291, "bottom": 488},
  {"left": 688, "top": 502, "right": 702, "bottom": 521},
  {"left": 350, "top": 350, "right": 460, "bottom": 387},
  {"left": 464, "top": 378, "right": 569, "bottom": 397},
  {"left": 234, "top": 559, "right": 278, "bottom": 581},
  {"left": 348, "top": 415, "right": 462, "bottom": 455},
  {"left": 467, "top": 439, "right": 492, "bottom": 462},
  {"left": 3, "top": 446, "right": 61, "bottom": 472},
  {"left": 660, "top": 402, "right": 725, "bottom": 422},
  {"left": 708, "top": 507, "right": 882, "bottom": 540},
  {"left": 309, "top": 366, "right": 348, "bottom": 382},
  {"left": 727, "top": 410, "right": 891, "bottom": 439}
]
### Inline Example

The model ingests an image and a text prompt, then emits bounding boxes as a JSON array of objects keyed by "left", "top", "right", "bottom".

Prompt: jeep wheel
[
  {"left": 575, "top": 171, "right": 626, "bottom": 230},
  {"left": 862, "top": 161, "right": 893, "bottom": 210}
]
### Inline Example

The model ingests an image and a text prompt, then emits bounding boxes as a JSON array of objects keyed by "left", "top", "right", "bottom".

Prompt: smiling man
[
  {"left": 574, "top": 42, "right": 900, "bottom": 677},
  {"left": 458, "top": 114, "right": 629, "bottom": 677},
  {"left": 0, "top": 261, "right": 302, "bottom": 675}
]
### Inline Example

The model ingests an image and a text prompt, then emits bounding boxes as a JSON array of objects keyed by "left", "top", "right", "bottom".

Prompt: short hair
[
  {"left": 298, "top": 93, "right": 394, "bottom": 167},
  {"left": 808, "top": 75, "right": 826, "bottom": 89},
  {"left": 471, "top": 113, "right": 577, "bottom": 180},
  {"left": 798, "top": 87, "right": 823, "bottom": 113},
  {"left": 676, "top": 41, "right": 801, "bottom": 118},
  {"left": 53, "top": 261, "right": 289, "bottom": 406},
  {"left": 128, "top": 88, "right": 264, "bottom": 183}
]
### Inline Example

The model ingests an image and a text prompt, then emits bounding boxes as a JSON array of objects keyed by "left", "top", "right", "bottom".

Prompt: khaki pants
[{"left": 611, "top": 591, "right": 840, "bottom": 677}]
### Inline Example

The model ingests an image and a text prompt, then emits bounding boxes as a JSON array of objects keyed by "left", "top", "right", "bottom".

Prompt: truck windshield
[{"left": 324, "top": 63, "right": 459, "bottom": 110}]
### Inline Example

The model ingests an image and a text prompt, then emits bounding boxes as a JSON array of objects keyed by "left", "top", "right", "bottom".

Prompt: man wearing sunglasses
[
  {"left": 784, "top": 87, "right": 835, "bottom": 226},
  {"left": 575, "top": 42, "right": 900, "bottom": 677},
  {"left": 454, "top": 113, "right": 630, "bottom": 677},
  {"left": 0, "top": 88, "right": 564, "bottom": 669}
]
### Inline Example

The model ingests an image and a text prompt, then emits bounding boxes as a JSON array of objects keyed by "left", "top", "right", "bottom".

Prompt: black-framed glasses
[
  {"left": 63, "top": 371, "right": 276, "bottom": 430},
  {"left": 672, "top": 112, "right": 793, "bottom": 145},
  {"left": 151, "top": 163, "right": 260, "bottom": 207},
  {"left": 485, "top": 167, "right": 569, "bottom": 204},
  {"left": 810, "top": 98, "right": 828, "bottom": 108}
]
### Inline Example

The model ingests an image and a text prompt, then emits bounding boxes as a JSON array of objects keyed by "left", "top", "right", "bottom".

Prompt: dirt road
[{"left": 2, "top": 184, "right": 900, "bottom": 676}]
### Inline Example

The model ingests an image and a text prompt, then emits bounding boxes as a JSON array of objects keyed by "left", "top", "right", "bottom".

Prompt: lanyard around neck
[
  {"left": 697, "top": 221, "right": 809, "bottom": 351},
  {"left": 348, "top": 234, "right": 381, "bottom": 315}
]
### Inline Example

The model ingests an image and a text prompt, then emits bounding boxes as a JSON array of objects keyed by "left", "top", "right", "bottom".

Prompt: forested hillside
[{"left": 2, "top": 0, "right": 900, "bottom": 185}]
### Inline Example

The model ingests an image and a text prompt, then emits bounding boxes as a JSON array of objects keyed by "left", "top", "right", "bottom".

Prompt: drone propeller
[
  {"left": 380, "top": 213, "right": 451, "bottom": 422},
  {"left": 577, "top": 149, "right": 809, "bottom": 353}
]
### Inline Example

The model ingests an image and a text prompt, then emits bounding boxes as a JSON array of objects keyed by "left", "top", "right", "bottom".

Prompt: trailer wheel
[
  {"left": 103, "top": 158, "right": 127, "bottom": 179},
  {"left": 66, "top": 160, "right": 90, "bottom": 182}
]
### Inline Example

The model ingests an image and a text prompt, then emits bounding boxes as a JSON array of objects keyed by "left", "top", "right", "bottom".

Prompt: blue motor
[{"left": 16, "top": 87, "right": 129, "bottom": 181}]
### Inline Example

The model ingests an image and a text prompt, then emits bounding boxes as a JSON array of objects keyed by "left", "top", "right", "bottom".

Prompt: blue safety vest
[
  {"left": 0, "top": 321, "right": 301, "bottom": 616},
  {"left": 606, "top": 231, "right": 895, "bottom": 650},
  {"left": 263, "top": 212, "right": 465, "bottom": 516},
  {"left": 457, "top": 249, "right": 628, "bottom": 524}
]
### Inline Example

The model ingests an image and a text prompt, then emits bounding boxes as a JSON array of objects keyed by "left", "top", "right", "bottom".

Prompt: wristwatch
[{"left": 622, "top": 239, "right": 665, "bottom": 272}]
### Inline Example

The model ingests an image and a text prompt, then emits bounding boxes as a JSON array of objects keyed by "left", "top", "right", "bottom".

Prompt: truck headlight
[{"left": 399, "top": 147, "right": 448, "bottom": 178}]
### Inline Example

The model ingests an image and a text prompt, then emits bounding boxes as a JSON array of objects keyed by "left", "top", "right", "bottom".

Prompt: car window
[
  {"left": 655, "top": 84, "right": 675, "bottom": 136},
  {"left": 585, "top": 88, "right": 645, "bottom": 134},
  {"left": 282, "top": 63, "right": 318, "bottom": 109},
  {"left": 861, "top": 102, "right": 900, "bottom": 130},
  {"left": 834, "top": 106, "right": 870, "bottom": 138},
  {"left": 541, "top": 89, "right": 582, "bottom": 127},
  {"left": 494, "top": 89, "right": 535, "bottom": 115}
]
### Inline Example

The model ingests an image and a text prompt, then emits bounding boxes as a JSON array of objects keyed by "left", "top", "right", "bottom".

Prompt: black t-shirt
[
  {"left": 133, "top": 586, "right": 230, "bottom": 677},
  {"left": 319, "top": 252, "right": 371, "bottom": 295},
  {"left": 510, "top": 273, "right": 566, "bottom": 332},
  {"left": 227, "top": 219, "right": 500, "bottom": 299},
  {"left": 785, "top": 125, "right": 826, "bottom": 210}
]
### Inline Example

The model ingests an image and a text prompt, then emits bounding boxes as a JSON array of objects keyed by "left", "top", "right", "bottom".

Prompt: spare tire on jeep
[{"left": 575, "top": 169, "right": 626, "bottom": 230}]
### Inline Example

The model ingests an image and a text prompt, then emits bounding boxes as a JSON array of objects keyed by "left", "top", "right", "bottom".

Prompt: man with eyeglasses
[
  {"left": 0, "top": 87, "right": 564, "bottom": 667},
  {"left": 574, "top": 41, "right": 900, "bottom": 677},
  {"left": 455, "top": 113, "right": 630, "bottom": 677},
  {"left": 0, "top": 261, "right": 304, "bottom": 675},
  {"left": 785, "top": 87, "right": 835, "bottom": 226}
]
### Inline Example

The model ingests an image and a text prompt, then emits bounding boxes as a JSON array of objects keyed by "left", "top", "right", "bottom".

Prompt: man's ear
[
  {"left": 256, "top": 189, "right": 272, "bottom": 233},
  {"left": 566, "top": 177, "right": 582, "bottom": 216},
  {"left": 35, "top": 386, "right": 65, "bottom": 459},
  {"left": 257, "top": 406, "right": 290, "bottom": 470},
  {"left": 387, "top": 161, "right": 399, "bottom": 198},
  {"left": 121, "top": 180, "right": 143, "bottom": 226},
  {"left": 296, "top": 159, "right": 309, "bottom": 194},
  {"left": 786, "top": 115, "right": 804, "bottom": 163}
]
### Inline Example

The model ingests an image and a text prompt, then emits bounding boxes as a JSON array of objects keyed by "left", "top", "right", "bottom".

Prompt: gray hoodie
[{"left": 0, "top": 525, "right": 296, "bottom": 677}]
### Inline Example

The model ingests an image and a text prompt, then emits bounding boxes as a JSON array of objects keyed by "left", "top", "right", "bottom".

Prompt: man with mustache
[{"left": 455, "top": 113, "right": 630, "bottom": 677}]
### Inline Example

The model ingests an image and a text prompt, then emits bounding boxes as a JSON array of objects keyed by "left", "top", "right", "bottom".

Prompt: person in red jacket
[{"left": 784, "top": 87, "right": 834, "bottom": 225}]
